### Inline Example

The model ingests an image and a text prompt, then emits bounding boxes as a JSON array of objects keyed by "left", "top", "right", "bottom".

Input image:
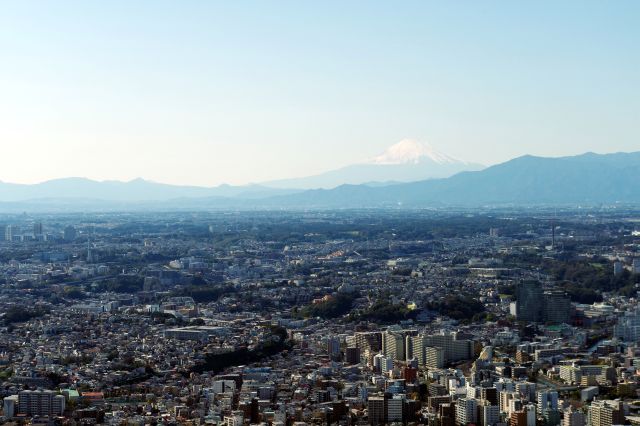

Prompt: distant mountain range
[
  {"left": 0, "top": 177, "right": 301, "bottom": 202},
  {"left": 0, "top": 150, "right": 638, "bottom": 210},
  {"left": 265, "top": 151, "right": 640, "bottom": 208},
  {"left": 265, "top": 139, "right": 484, "bottom": 189}
]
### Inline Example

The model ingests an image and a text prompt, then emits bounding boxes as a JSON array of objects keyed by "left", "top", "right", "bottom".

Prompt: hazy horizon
[
  {"left": 0, "top": 146, "right": 638, "bottom": 187},
  {"left": 2, "top": 1, "right": 639, "bottom": 186}
]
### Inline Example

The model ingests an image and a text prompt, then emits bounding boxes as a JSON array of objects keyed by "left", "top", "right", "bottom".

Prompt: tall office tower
[
  {"left": 368, "top": 396, "right": 386, "bottom": 425},
  {"left": 515, "top": 280, "right": 543, "bottom": 322},
  {"left": 18, "top": 390, "right": 65, "bottom": 417},
  {"left": 537, "top": 391, "right": 558, "bottom": 414},
  {"left": 387, "top": 395, "right": 404, "bottom": 423},
  {"left": 63, "top": 225, "right": 77, "bottom": 241},
  {"left": 455, "top": 398, "right": 477, "bottom": 426},
  {"left": 589, "top": 401, "right": 625, "bottom": 426},
  {"left": 33, "top": 222, "right": 43, "bottom": 236},
  {"left": 5, "top": 225, "right": 19, "bottom": 242},
  {"left": 87, "top": 240, "right": 95, "bottom": 263},
  {"left": 543, "top": 290, "right": 571, "bottom": 324}
]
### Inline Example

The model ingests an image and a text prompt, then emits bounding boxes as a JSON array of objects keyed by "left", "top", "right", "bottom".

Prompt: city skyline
[{"left": 1, "top": 1, "right": 639, "bottom": 186}]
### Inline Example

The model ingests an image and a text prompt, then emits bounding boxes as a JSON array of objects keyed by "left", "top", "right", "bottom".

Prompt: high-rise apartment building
[
  {"left": 426, "top": 346, "right": 445, "bottom": 369},
  {"left": 410, "top": 335, "right": 425, "bottom": 365},
  {"left": 509, "top": 405, "right": 536, "bottom": 426},
  {"left": 373, "top": 354, "right": 394, "bottom": 374},
  {"left": 537, "top": 390, "right": 558, "bottom": 414},
  {"left": 382, "top": 331, "right": 405, "bottom": 361},
  {"left": 510, "top": 410, "right": 528, "bottom": 426},
  {"left": 18, "top": 390, "right": 65, "bottom": 417},
  {"left": 354, "top": 332, "right": 382, "bottom": 353},
  {"left": 589, "top": 401, "right": 624, "bottom": 426},
  {"left": 455, "top": 397, "right": 477, "bottom": 426},
  {"left": 423, "top": 332, "right": 474, "bottom": 363},
  {"left": 479, "top": 400, "right": 500, "bottom": 426},
  {"left": 5, "top": 225, "right": 19, "bottom": 242},
  {"left": 563, "top": 407, "right": 585, "bottom": 426}
]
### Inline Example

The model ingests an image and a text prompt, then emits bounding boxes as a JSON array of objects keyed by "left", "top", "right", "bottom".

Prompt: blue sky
[{"left": 1, "top": 1, "right": 638, "bottom": 186}]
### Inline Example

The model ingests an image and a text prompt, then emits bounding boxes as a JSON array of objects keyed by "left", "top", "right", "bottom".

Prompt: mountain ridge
[
  {"left": 0, "top": 151, "right": 637, "bottom": 209},
  {"left": 241, "top": 151, "right": 640, "bottom": 208},
  {"left": 0, "top": 177, "right": 302, "bottom": 202}
]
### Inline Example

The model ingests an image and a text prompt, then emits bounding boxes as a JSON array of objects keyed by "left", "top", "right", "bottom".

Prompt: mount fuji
[{"left": 264, "top": 139, "right": 484, "bottom": 189}]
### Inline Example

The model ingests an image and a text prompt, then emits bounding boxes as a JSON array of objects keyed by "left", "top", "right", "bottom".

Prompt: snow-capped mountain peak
[
  {"left": 263, "top": 139, "right": 483, "bottom": 189},
  {"left": 366, "top": 139, "right": 463, "bottom": 165}
]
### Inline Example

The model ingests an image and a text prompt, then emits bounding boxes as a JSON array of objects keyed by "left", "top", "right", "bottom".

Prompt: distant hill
[{"left": 0, "top": 177, "right": 300, "bottom": 202}]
